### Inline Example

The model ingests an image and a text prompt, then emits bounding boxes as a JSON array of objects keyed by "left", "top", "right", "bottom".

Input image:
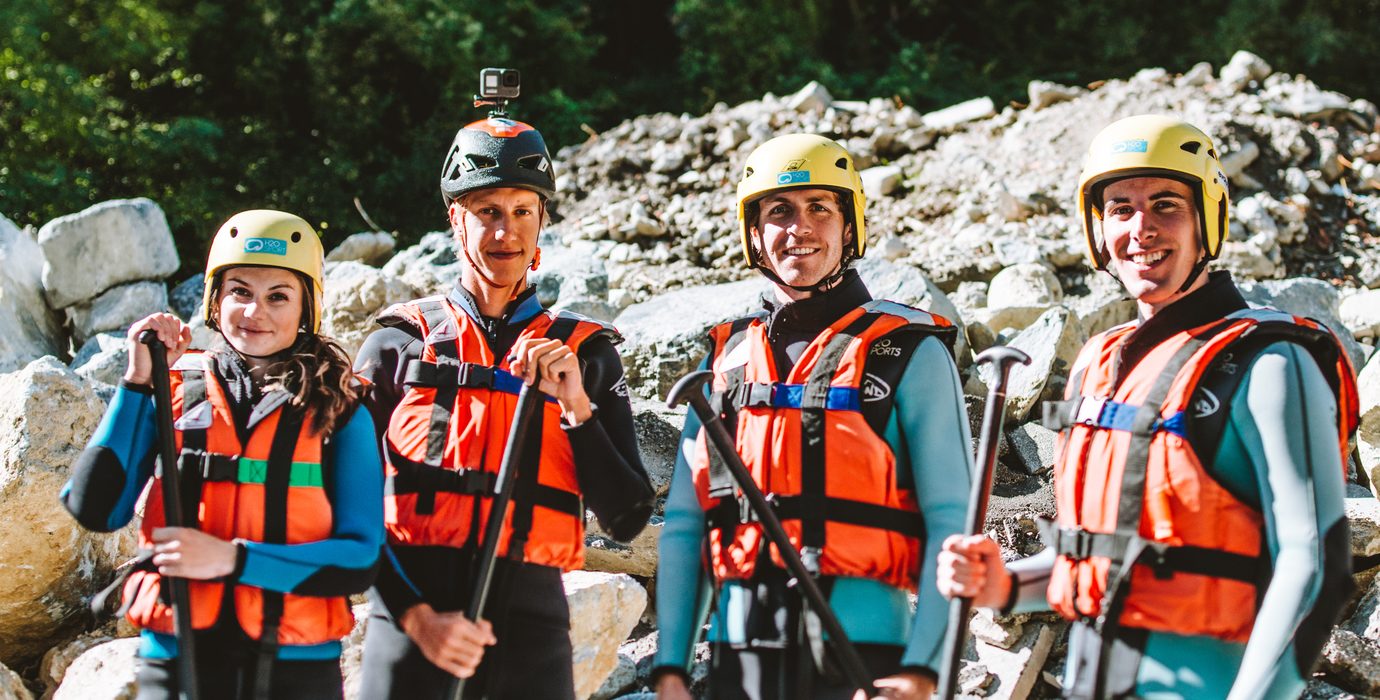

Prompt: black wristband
[{"left": 120, "top": 379, "right": 155, "bottom": 394}]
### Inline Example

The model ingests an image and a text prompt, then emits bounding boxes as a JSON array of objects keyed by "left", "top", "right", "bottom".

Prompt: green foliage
[{"left": 2, "top": 0, "right": 1374, "bottom": 276}]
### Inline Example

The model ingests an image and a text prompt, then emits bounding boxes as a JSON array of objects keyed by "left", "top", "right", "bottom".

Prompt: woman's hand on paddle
[
  {"left": 150, "top": 527, "right": 239, "bottom": 580},
  {"left": 125, "top": 313, "right": 193, "bottom": 385}
]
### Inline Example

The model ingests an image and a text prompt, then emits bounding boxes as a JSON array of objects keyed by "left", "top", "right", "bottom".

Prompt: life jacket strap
[
  {"left": 1038, "top": 519, "right": 1268, "bottom": 586},
  {"left": 723, "top": 381, "right": 862, "bottom": 411},
  {"left": 705, "top": 494, "right": 923, "bottom": 538},
  {"left": 1042, "top": 397, "right": 1188, "bottom": 439},
  {"left": 404, "top": 361, "right": 557, "bottom": 402}
]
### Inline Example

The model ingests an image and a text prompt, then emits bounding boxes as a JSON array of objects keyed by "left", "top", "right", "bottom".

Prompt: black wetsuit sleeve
[
  {"left": 566, "top": 335, "right": 655, "bottom": 542},
  {"left": 353, "top": 324, "right": 424, "bottom": 442}
]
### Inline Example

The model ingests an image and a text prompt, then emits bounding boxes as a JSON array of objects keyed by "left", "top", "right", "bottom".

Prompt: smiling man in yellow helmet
[
  {"left": 653, "top": 133, "right": 974, "bottom": 699},
  {"left": 938, "top": 115, "right": 1361, "bottom": 698}
]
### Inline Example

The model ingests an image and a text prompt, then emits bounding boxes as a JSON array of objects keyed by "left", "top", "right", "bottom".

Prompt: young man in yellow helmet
[
  {"left": 653, "top": 134, "right": 973, "bottom": 699},
  {"left": 937, "top": 115, "right": 1361, "bottom": 698}
]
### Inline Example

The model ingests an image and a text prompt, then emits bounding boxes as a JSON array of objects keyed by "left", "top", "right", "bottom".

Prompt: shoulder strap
[
  {"left": 254, "top": 405, "right": 304, "bottom": 696},
  {"left": 706, "top": 316, "right": 761, "bottom": 499}
]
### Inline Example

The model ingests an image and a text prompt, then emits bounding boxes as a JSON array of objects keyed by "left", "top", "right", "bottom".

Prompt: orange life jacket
[
  {"left": 380, "top": 296, "right": 619, "bottom": 571},
  {"left": 1041, "top": 308, "right": 1359, "bottom": 643},
  {"left": 123, "top": 351, "right": 354, "bottom": 646},
  {"left": 690, "top": 300, "right": 957, "bottom": 591}
]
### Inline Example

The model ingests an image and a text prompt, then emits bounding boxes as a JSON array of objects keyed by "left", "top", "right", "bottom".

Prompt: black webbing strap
[
  {"left": 505, "top": 315, "right": 579, "bottom": 562},
  {"left": 798, "top": 311, "right": 883, "bottom": 572},
  {"left": 706, "top": 317, "right": 758, "bottom": 500},
  {"left": 1092, "top": 318, "right": 1237, "bottom": 698},
  {"left": 706, "top": 494, "right": 923, "bottom": 537},
  {"left": 254, "top": 405, "right": 303, "bottom": 699},
  {"left": 386, "top": 446, "right": 497, "bottom": 495},
  {"left": 1038, "top": 519, "right": 1267, "bottom": 584}
]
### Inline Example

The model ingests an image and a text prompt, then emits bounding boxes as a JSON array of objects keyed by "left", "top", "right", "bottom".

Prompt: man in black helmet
[{"left": 354, "top": 115, "right": 654, "bottom": 699}]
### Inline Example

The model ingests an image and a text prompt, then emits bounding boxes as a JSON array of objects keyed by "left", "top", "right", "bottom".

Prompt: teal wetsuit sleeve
[
  {"left": 237, "top": 405, "right": 384, "bottom": 595},
  {"left": 1219, "top": 342, "right": 1348, "bottom": 700},
  {"left": 891, "top": 335, "right": 974, "bottom": 670},
  {"left": 652, "top": 359, "right": 715, "bottom": 675},
  {"left": 60, "top": 384, "right": 160, "bottom": 532}
]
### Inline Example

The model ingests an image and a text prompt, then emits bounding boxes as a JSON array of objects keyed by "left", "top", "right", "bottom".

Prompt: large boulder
[
  {"left": 565, "top": 571, "right": 647, "bottom": 700},
  {"left": 320, "top": 261, "right": 419, "bottom": 357},
  {"left": 327, "top": 232, "right": 396, "bottom": 267},
  {"left": 615, "top": 278, "right": 764, "bottom": 400},
  {"left": 40, "top": 633, "right": 115, "bottom": 697},
  {"left": 70, "top": 333, "right": 129, "bottom": 388},
  {"left": 0, "top": 358, "right": 135, "bottom": 667},
  {"left": 38, "top": 199, "right": 178, "bottom": 310},
  {"left": 1237, "top": 278, "right": 1367, "bottom": 371},
  {"left": 383, "top": 231, "right": 460, "bottom": 296},
  {"left": 986, "top": 263, "right": 1062, "bottom": 310},
  {"left": 1317, "top": 629, "right": 1380, "bottom": 696},
  {"left": 64, "top": 280, "right": 168, "bottom": 346},
  {"left": 1359, "top": 356, "right": 1380, "bottom": 494},
  {"left": 969, "top": 307, "right": 1085, "bottom": 422},
  {"left": 0, "top": 214, "right": 64, "bottom": 372},
  {"left": 49, "top": 638, "right": 139, "bottom": 700},
  {"left": 1340, "top": 288, "right": 1380, "bottom": 342}
]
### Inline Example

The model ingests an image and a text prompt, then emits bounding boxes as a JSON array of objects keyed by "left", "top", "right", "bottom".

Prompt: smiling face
[
  {"left": 1100, "top": 176, "right": 1208, "bottom": 317},
  {"left": 451, "top": 187, "right": 543, "bottom": 293},
  {"left": 752, "top": 188, "right": 852, "bottom": 300},
  {"left": 215, "top": 266, "right": 305, "bottom": 358}
]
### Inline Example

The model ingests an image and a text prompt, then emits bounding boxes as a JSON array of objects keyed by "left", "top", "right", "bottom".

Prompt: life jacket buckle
[
  {"left": 800, "top": 545, "right": 822, "bottom": 577},
  {"left": 742, "top": 382, "right": 775, "bottom": 408},
  {"left": 455, "top": 468, "right": 497, "bottom": 495},
  {"left": 457, "top": 364, "right": 496, "bottom": 389},
  {"left": 1073, "top": 397, "right": 1108, "bottom": 426}
]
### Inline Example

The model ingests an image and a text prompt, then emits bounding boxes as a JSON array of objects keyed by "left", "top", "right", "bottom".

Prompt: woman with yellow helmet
[
  {"left": 62, "top": 210, "right": 384, "bottom": 699},
  {"left": 653, "top": 134, "right": 974, "bottom": 699}
]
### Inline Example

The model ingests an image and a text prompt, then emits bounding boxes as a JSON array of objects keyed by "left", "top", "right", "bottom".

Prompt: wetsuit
[
  {"left": 61, "top": 348, "right": 384, "bottom": 700},
  {"left": 1007, "top": 272, "right": 1353, "bottom": 699},
  {"left": 653, "top": 271, "right": 973, "bottom": 699},
  {"left": 353, "top": 283, "right": 654, "bottom": 700}
]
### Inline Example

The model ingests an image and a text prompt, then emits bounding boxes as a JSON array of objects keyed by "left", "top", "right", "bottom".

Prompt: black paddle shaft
[
  {"left": 937, "top": 346, "right": 1031, "bottom": 699},
  {"left": 451, "top": 379, "right": 545, "bottom": 700},
  {"left": 667, "top": 370, "right": 878, "bottom": 696},
  {"left": 138, "top": 330, "right": 200, "bottom": 700}
]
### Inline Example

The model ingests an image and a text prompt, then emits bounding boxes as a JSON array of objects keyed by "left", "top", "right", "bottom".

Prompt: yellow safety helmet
[
  {"left": 1077, "top": 115, "right": 1230, "bottom": 270},
  {"left": 202, "top": 209, "right": 325, "bottom": 333},
  {"left": 736, "top": 134, "right": 867, "bottom": 268}
]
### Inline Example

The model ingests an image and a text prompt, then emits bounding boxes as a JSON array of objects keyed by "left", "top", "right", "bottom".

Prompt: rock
[
  {"left": 320, "top": 261, "right": 419, "bottom": 357},
  {"left": 0, "top": 660, "right": 32, "bottom": 700},
  {"left": 1236, "top": 278, "right": 1367, "bottom": 371},
  {"left": 340, "top": 602, "right": 370, "bottom": 700},
  {"left": 0, "top": 214, "right": 64, "bottom": 372},
  {"left": 565, "top": 571, "right": 647, "bottom": 700},
  {"left": 1302, "top": 679, "right": 1367, "bottom": 699},
  {"left": 1065, "top": 274, "right": 1135, "bottom": 338},
  {"left": 0, "top": 358, "right": 135, "bottom": 667},
  {"left": 65, "top": 280, "right": 168, "bottom": 346},
  {"left": 585, "top": 517, "right": 661, "bottom": 578},
  {"left": 40, "top": 633, "right": 114, "bottom": 696},
  {"left": 786, "top": 81, "right": 832, "bottom": 113},
  {"left": 615, "top": 278, "right": 765, "bottom": 399},
  {"left": 531, "top": 240, "right": 612, "bottom": 310},
  {"left": 1006, "top": 422, "right": 1058, "bottom": 474},
  {"left": 1318, "top": 629, "right": 1380, "bottom": 695},
  {"left": 860, "top": 165, "right": 903, "bottom": 199},
  {"left": 1361, "top": 357, "right": 1380, "bottom": 495},
  {"left": 987, "top": 264, "right": 1062, "bottom": 310},
  {"left": 327, "top": 231, "right": 396, "bottom": 266},
  {"left": 1026, "top": 80, "right": 1083, "bottom": 110},
  {"left": 970, "top": 307, "right": 1084, "bottom": 422},
  {"left": 381, "top": 231, "right": 460, "bottom": 296},
  {"left": 632, "top": 403, "right": 682, "bottom": 497},
  {"left": 875, "top": 234, "right": 909, "bottom": 261},
  {"left": 1220, "top": 139, "right": 1261, "bottom": 182},
  {"left": 1344, "top": 499, "right": 1380, "bottom": 638},
  {"left": 38, "top": 198, "right": 179, "bottom": 309},
  {"left": 1219, "top": 50, "right": 1272, "bottom": 90},
  {"left": 70, "top": 333, "right": 128, "bottom": 387},
  {"left": 589, "top": 654, "right": 637, "bottom": 700},
  {"left": 972, "top": 621, "right": 1058, "bottom": 700},
  {"left": 1177, "top": 61, "right": 1214, "bottom": 87},
  {"left": 970, "top": 608, "right": 1025, "bottom": 649},
  {"left": 1340, "top": 289, "right": 1380, "bottom": 340},
  {"left": 923, "top": 97, "right": 996, "bottom": 131},
  {"left": 50, "top": 638, "right": 139, "bottom": 700},
  {"left": 168, "top": 274, "right": 205, "bottom": 322}
]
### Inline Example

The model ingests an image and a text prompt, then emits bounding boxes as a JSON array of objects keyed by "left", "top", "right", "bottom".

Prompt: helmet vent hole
[
  {"left": 229, "top": 227, "right": 238, "bottom": 238},
  {"left": 1180, "top": 141, "right": 1202, "bottom": 155},
  {"left": 835, "top": 157, "right": 848, "bottom": 169},
  {"left": 467, "top": 154, "right": 497, "bottom": 170},
  {"left": 291, "top": 232, "right": 302, "bottom": 243},
  {"left": 744, "top": 166, "right": 754, "bottom": 178},
  {"left": 517, "top": 154, "right": 546, "bottom": 171},
  {"left": 1208, "top": 148, "right": 1219, "bottom": 160}
]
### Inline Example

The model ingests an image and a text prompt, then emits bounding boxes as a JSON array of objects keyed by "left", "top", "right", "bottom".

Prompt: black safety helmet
[{"left": 439, "top": 117, "right": 556, "bottom": 207}]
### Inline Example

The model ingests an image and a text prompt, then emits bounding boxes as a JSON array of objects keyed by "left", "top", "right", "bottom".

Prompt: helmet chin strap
[{"left": 1177, "top": 254, "right": 1210, "bottom": 294}]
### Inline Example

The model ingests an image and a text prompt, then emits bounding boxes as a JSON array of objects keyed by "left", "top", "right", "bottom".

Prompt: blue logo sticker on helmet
[
  {"left": 243, "top": 238, "right": 288, "bottom": 256},
  {"left": 1110, "top": 139, "right": 1149, "bottom": 154},
  {"left": 777, "top": 170, "right": 811, "bottom": 185}
]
